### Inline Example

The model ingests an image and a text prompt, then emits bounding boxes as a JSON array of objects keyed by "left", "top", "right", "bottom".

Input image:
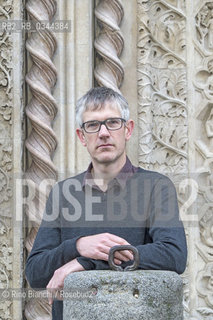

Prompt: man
[{"left": 25, "top": 87, "right": 187, "bottom": 320}]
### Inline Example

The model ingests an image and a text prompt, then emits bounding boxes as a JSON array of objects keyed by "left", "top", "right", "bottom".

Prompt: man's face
[{"left": 76, "top": 103, "right": 134, "bottom": 165}]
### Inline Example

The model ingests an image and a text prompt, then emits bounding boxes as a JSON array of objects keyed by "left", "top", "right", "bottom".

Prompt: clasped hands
[{"left": 46, "top": 233, "right": 133, "bottom": 304}]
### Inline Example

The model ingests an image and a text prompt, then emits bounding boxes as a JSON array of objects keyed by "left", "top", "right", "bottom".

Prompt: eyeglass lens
[{"left": 83, "top": 118, "right": 124, "bottom": 132}]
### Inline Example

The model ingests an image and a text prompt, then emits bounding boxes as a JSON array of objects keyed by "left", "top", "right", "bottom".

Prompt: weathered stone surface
[{"left": 63, "top": 270, "right": 183, "bottom": 320}]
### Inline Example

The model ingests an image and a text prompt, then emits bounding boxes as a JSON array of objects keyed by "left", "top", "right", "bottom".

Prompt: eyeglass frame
[{"left": 81, "top": 117, "right": 127, "bottom": 133}]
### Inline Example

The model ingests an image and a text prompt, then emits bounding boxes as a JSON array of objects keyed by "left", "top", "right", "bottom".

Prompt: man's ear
[
  {"left": 76, "top": 128, "right": 87, "bottom": 147},
  {"left": 125, "top": 119, "right": 134, "bottom": 141}
]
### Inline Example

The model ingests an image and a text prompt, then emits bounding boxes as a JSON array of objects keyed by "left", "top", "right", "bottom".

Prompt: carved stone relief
[
  {"left": 94, "top": 0, "right": 124, "bottom": 92},
  {"left": 24, "top": 0, "right": 58, "bottom": 319},
  {"left": 195, "top": 2, "right": 213, "bottom": 52},
  {"left": 193, "top": 2, "right": 213, "bottom": 318},
  {"left": 137, "top": 0, "right": 213, "bottom": 318},
  {"left": 0, "top": 0, "right": 14, "bottom": 319},
  {"left": 199, "top": 204, "right": 213, "bottom": 248},
  {"left": 137, "top": 0, "right": 187, "bottom": 173},
  {"left": 197, "top": 262, "right": 213, "bottom": 307},
  {"left": 137, "top": 0, "right": 191, "bottom": 318}
]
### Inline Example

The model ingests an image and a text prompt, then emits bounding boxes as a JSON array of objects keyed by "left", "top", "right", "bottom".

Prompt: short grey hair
[{"left": 75, "top": 87, "right": 130, "bottom": 127}]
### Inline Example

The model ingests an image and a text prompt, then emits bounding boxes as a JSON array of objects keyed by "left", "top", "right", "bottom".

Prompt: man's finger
[
  {"left": 47, "top": 288, "right": 54, "bottom": 305},
  {"left": 113, "top": 258, "right": 122, "bottom": 265},
  {"left": 121, "top": 249, "right": 134, "bottom": 260},
  {"left": 96, "top": 251, "right": 110, "bottom": 261},
  {"left": 114, "top": 250, "right": 134, "bottom": 261},
  {"left": 48, "top": 297, "right": 53, "bottom": 305}
]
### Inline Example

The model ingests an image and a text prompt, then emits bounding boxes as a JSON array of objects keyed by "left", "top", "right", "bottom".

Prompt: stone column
[
  {"left": 94, "top": 0, "right": 124, "bottom": 92},
  {"left": 63, "top": 270, "right": 183, "bottom": 320},
  {"left": 0, "top": 1, "right": 24, "bottom": 319}
]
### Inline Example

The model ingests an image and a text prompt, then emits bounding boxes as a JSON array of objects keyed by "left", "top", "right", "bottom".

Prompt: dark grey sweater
[{"left": 25, "top": 166, "right": 187, "bottom": 320}]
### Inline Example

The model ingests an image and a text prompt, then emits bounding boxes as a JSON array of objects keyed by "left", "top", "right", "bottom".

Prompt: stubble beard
[{"left": 92, "top": 148, "right": 126, "bottom": 166}]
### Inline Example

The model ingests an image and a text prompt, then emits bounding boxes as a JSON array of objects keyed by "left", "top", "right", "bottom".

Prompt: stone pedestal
[{"left": 63, "top": 270, "right": 183, "bottom": 320}]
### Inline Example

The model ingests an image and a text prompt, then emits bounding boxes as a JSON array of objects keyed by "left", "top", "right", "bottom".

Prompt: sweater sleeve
[
  {"left": 25, "top": 186, "right": 81, "bottom": 289},
  {"left": 135, "top": 177, "right": 187, "bottom": 274}
]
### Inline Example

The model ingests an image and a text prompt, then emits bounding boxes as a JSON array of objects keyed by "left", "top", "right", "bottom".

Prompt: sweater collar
[{"left": 82, "top": 157, "right": 137, "bottom": 190}]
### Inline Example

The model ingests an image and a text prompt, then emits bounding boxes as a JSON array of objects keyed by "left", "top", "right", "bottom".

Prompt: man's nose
[{"left": 98, "top": 124, "right": 110, "bottom": 137}]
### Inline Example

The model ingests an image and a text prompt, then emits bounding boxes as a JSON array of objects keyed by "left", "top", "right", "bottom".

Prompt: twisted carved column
[
  {"left": 24, "top": 0, "right": 58, "bottom": 319},
  {"left": 94, "top": 0, "right": 124, "bottom": 92}
]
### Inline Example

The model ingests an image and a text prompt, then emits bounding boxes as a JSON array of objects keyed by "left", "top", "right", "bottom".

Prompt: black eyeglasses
[{"left": 81, "top": 117, "right": 126, "bottom": 133}]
